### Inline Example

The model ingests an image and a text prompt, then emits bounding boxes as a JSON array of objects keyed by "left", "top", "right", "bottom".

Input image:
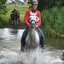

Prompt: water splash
[
  {"left": 0, "top": 28, "right": 64, "bottom": 64},
  {"left": 0, "top": 48, "right": 63, "bottom": 64}
]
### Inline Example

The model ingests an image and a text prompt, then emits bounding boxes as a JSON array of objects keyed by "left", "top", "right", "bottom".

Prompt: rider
[
  {"left": 10, "top": 9, "right": 20, "bottom": 21},
  {"left": 21, "top": 0, "right": 44, "bottom": 51}
]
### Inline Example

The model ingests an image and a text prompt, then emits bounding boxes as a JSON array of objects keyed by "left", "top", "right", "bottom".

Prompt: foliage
[
  {"left": 41, "top": 7, "right": 64, "bottom": 37},
  {"left": 38, "top": 0, "right": 64, "bottom": 11},
  {"left": 0, "top": 0, "right": 7, "bottom": 14},
  {"left": 0, "top": 0, "right": 7, "bottom": 28},
  {"left": 0, "top": 15, "right": 6, "bottom": 28}
]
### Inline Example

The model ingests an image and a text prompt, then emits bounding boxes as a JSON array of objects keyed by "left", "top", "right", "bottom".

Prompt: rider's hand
[
  {"left": 27, "top": 22, "right": 29, "bottom": 26},
  {"left": 36, "top": 25, "right": 38, "bottom": 28}
]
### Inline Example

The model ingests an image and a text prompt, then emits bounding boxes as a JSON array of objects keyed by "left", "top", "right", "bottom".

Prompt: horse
[{"left": 25, "top": 15, "right": 40, "bottom": 50}]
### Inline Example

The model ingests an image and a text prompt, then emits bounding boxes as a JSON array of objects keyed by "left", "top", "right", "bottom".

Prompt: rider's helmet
[{"left": 32, "top": 0, "right": 38, "bottom": 5}]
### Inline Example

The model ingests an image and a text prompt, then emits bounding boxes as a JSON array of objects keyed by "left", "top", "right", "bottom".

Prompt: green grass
[
  {"left": 41, "top": 7, "right": 64, "bottom": 37},
  {"left": 44, "top": 37, "right": 64, "bottom": 49},
  {"left": 0, "top": 15, "right": 7, "bottom": 28}
]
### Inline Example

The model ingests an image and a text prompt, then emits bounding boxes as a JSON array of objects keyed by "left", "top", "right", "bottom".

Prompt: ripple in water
[{"left": 0, "top": 47, "right": 63, "bottom": 64}]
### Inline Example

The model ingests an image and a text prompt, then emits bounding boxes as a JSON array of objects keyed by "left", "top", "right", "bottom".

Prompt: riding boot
[
  {"left": 40, "top": 36, "right": 44, "bottom": 49},
  {"left": 37, "top": 28, "right": 44, "bottom": 49},
  {"left": 21, "top": 28, "right": 28, "bottom": 51}
]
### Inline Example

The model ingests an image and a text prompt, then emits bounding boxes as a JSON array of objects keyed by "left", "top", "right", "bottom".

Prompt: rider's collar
[
  {"left": 31, "top": 8, "right": 37, "bottom": 13},
  {"left": 32, "top": 10, "right": 37, "bottom": 13}
]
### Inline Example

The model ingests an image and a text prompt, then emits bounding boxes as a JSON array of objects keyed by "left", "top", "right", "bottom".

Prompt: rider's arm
[
  {"left": 36, "top": 11, "right": 41, "bottom": 28},
  {"left": 24, "top": 10, "right": 30, "bottom": 27}
]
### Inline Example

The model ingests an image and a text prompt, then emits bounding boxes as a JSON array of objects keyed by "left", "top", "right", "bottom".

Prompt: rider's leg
[
  {"left": 37, "top": 28, "right": 44, "bottom": 49},
  {"left": 21, "top": 28, "right": 28, "bottom": 50}
]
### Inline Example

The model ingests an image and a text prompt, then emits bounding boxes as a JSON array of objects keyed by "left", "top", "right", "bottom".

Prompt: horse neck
[{"left": 29, "top": 28, "right": 35, "bottom": 37}]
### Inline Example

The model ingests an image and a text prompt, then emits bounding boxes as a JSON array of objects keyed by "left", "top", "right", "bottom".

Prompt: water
[{"left": 0, "top": 28, "right": 64, "bottom": 64}]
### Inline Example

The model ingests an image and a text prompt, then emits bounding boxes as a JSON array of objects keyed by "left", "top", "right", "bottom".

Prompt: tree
[
  {"left": 38, "top": 0, "right": 64, "bottom": 11},
  {"left": 0, "top": 0, "right": 7, "bottom": 14}
]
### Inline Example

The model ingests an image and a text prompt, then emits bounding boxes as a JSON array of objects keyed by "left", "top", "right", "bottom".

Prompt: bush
[
  {"left": 41, "top": 7, "right": 64, "bottom": 36},
  {"left": 38, "top": 0, "right": 64, "bottom": 11},
  {"left": 0, "top": 16, "right": 6, "bottom": 28}
]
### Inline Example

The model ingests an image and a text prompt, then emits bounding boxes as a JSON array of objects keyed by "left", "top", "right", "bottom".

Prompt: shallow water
[{"left": 0, "top": 28, "right": 64, "bottom": 64}]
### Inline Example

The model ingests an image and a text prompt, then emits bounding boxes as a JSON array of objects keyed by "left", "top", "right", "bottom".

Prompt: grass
[
  {"left": 44, "top": 37, "right": 64, "bottom": 49},
  {"left": 0, "top": 15, "right": 7, "bottom": 28},
  {"left": 41, "top": 7, "right": 64, "bottom": 37}
]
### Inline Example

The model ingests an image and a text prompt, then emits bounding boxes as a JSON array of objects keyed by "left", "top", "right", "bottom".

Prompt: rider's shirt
[{"left": 24, "top": 8, "right": 41, "bottom": 28}]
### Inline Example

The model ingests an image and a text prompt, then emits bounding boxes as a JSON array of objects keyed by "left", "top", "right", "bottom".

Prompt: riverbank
[{"left": 44, "top": 37, "right": 64, "bottom": 50}]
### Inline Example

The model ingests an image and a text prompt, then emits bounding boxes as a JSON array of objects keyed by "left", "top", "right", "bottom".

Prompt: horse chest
[{"left": 25, "top": 31, "right": 39, "bottom": 49}]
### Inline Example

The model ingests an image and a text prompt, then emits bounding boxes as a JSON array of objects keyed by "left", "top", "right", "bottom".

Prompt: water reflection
[{"left": 0, "top": 28, "right": 64, "bottom": 64}]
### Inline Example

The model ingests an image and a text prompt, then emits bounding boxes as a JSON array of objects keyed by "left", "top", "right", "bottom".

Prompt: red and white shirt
[{"left": 24, "top": 8, "right": 41, "bottom": 28}]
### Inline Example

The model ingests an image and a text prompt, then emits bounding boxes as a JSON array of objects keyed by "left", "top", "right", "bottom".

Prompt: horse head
[{"left": 29, "top": 15, "right": 39, "bottom": 30}]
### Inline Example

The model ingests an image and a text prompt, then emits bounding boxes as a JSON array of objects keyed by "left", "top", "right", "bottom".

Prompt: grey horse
[{"left": 25, "top": 15, "right": 40, "bottom": 50}]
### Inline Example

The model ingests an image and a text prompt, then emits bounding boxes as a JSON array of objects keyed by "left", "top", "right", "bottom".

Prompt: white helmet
[{"left": 32, "top": 0, "right": 38, "bottom": 5}]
